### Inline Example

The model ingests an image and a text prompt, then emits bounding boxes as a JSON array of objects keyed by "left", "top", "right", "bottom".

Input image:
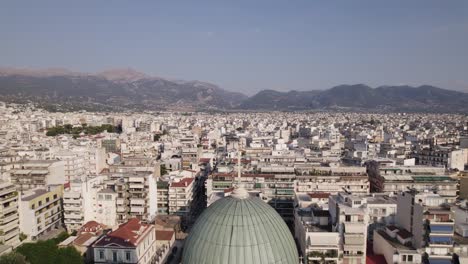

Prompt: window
[
  {"left": 408, "top": 255, "right": 413, "bottom": 262},
  {"left": 38, "top": 201, "right": 42, "bottom": 206},
  {"left": 112, "top": 251, "right": 117, "bottom": 262},
  {"left": 53, "top": 194, "right": 57, "bottom": 199},
  {"left": 345, "top": 215, "right": 351, "bottom": 222},
  {"left": 125, "top": 251, "right": 131, "bottom": 261},
  {"left": 99, "top": 250, "right": 104, "bottom": 259},
  {"left": 105, "top": 195, "right": 112, "bottom": 200},
  {"left": 403, "top": 255, "right": 407, "bottom": 261},
  {"left": 46, "top": 197, "right": 50, "bottom": 203},
  {"left": 31, "top": 204, "right": 35, "bottom": 209}
]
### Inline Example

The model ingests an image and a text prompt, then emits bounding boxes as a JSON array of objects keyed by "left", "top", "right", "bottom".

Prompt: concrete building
[
  {"left": 0, "top": 181, "right": 20, "bottom": 248},
  {"left": 10, "top": 160, "right": 65, "bottom": 192},
  {"left": 92, "top": 218, "right": 156, "bottom": 264},
  {"left": 18, "top": 185, "right": 63, "bottom": 240},
  {"left": 294, "top": 207, "right": 341, "bottom": 264},
  {"left": 63, "top": 175, "right": 109, "bottom": 231},
  {"left": 168, "top": 178, "right": 194, "bottom": 216},
  {"left": 396, "top": 190, "right": 455, "bottom": 263},
  {"left": 329, "top": 193, "right": 369, "bottom": 264}
]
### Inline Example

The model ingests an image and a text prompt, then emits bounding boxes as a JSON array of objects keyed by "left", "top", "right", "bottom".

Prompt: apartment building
[
  {"left": 373, "top": 226, "right": 422, "bottom": 264},
  {"left": 18, "top": 185, "right": 63, "bottom": 240},
  {"left": 294, "top": 207, "right": 341, "bottom": 264},
  {"left": 0, "top": 181, "right": 20, "bottom": 248},
  {"left": 396, "top": 190, "right": 455, "bottom": 263},
  {"left": 368, "top": 165, "right": 457, "bottom": 203},
  {"left": 54, "top": 151, "right": 85, "bottom": 182},
  {"left": 94, "top": 188, "right": 118, "bottom": 228},
  {"left": 105, "top": 172, "right": 157, "bottom": 224},
  {"left": 329, "top": 193, "right": 369, "bottom": 264},
  {"left": 10, "top": 160, "right": 65, "bottom": 192},
  {"left": 168, "top": 178, "right": 194, "bottom": 216},
  {"left": 63, "top": 175, "right": 108, "bottom": 232},
  {"left": 156, "top": 181, "right": 169, "bottom": 215},
  {"left": 207, "top": 172, "right": 296, "bottom": 219},
  {"left": 295, "top": 166, "right": 370, "bottom": 195}
]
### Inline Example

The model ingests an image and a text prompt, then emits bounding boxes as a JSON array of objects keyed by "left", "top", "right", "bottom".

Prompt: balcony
[
  {"left": 0, "top": 213, "right": 19, "bottom": 224},
  {"left": 429, "top": 224, "right": 454, "bottom": 234},
  {"left": 1, "top": 204, "right": 18, "bottom": 214},
  {"left": 428, "top": 235, "right": 453, "bottom": 246},
  {"left": 344, "top": 233, "right": 365, "bottom": 245},
  {"left": 130, "top": 207, "right": 145, "bottom": 214},
  {"left": 64, "top": 213, "right": 83, "bottom": 220},
  {"left": 130, "top": 199, "right": 145, "bottom": 205},
  {"left": 129, "top": 184, "right": 145, "bottom": 189},
  {"left": 344, "top": 222, "right": 366, "bottom": 233}
]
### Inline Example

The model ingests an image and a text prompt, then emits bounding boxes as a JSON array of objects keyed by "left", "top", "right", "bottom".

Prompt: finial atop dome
[{"left": 230, "top": 185, "right": 249, "bottom": 199}]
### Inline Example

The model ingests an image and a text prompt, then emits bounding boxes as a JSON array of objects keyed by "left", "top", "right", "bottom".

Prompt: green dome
[{"left": 182, "top": 191, "right": 299, "bottom": 264}]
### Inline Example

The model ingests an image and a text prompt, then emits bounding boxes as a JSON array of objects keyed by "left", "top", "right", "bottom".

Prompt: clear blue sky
[{"left": 1, "top": 0, "right": 467, "bottom": 95}]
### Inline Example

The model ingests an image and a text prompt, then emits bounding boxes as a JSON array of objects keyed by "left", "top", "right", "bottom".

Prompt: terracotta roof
[
  {"left": 170, "top": 178, "right": 194, "bottom": 188},
  {"left": 156, "top": 230, "right": 174, "bottom": 241},
  {"left": 73, "top": 233, "right": 94, "bottom": 246},
  {"left": 224, "top": 187, "right": 234, "bottom": 193},
  {"left": 94, "top": 218, "right": 152, "bottom": 247},
  {"left": 79, "top": 221, "right": 105, "bottom": 234},
  {"left": 308, "top": 192, "right": 331, "bottom": 199}
]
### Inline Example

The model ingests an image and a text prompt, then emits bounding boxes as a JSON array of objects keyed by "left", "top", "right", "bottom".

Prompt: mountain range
[{"left": 1, "top": 67, "right": 467, "bottom": 113}]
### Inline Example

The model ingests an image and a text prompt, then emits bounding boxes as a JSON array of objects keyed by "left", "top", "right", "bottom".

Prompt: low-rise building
[{"left": 92, "top": 218, "right": 156, "bottom": 264}]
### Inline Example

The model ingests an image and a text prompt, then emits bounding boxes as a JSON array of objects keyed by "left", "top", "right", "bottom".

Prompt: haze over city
[
  {"left": 1, "top": 2, "right": 468, "bottom": 264},
  {"left": 1, "top": 0, "right": 468, "bottom": 94}
]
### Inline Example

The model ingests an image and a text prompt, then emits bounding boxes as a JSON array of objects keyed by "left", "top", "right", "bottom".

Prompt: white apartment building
[
  {"left": 63, "top": 175, "right": 108, "bottom": 232},
  {"left": 329, "top": 193, "right": 369, "bottom": 264},
  {"left": 105, "top": 172, "right": 158, "bottom": 224},
  {"left": 95, "top": 188, "right": 118, "bottom": 228},
  {"left": 10, "top": 160, "right": 65, "bottom": 192},
  {"left": 294, "top": 208, "right": 341, "bottom": 264},
  {"left": 168, "top": 177, "right": 194, "bottom": 216},
  {"left": 19, "top": 185, "right": 63, "bottom": 240},
  {"left": 54, "top": 151, "right": 85, "bottom": 182},
  {"left": 0, "top": 181, "right": 20, "bottom": 248},
  {"left": 396, "top": 191, "right": 455, "bottom": 263}
]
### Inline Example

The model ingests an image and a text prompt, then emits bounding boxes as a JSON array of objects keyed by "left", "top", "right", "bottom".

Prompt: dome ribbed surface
[{"left": 182, "top": 196, "right": 299, "bottom": 264}]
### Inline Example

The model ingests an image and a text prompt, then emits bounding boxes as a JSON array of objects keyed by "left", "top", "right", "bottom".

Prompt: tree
[
  {"left": 0, "top": 252, "right": 29, "bottom": 264},
  {"left": 160, "top": 164, "right": 168, "bottom": 175},
  {"left": 16, "top": 236, "right": 82, "bottom": 264}
]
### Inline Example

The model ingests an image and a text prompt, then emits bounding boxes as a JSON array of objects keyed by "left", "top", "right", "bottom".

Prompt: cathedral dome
[{"left": 182, "top": 189, "right": 299, "bottom": 264}]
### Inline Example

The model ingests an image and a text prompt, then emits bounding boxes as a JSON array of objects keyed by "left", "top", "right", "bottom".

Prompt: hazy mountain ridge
[
  {"left": 0, "top": 68, "right": 467, "bottom": 113},
  {"left": 0, "top": 68, "right": 247, "bottom": 111},
  {"left": 240, "top": 84, "right": 468, "bottom": 113}
]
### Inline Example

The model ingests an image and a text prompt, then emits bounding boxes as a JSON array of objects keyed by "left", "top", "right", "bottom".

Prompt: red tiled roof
[
  {"left": 170, "top": 178, "right": 194, "bottom": 188},
  {"left": 308, "top": 192, "right": 331, "bottom": 199},
  {"left": 73, "top": 233, "right": 94, "bottom": 246},
  {"left": 94, "top": 218, "right": 152, "bottom": 247},
  {"left": 79, "top": 221, "right": 105, "bottom": 234},
  {"left": 199, "top": 158, "right": 211, "bottom": 163},
  {"left": 156, "top": 230, "right": 174, "bottom": 241}
]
